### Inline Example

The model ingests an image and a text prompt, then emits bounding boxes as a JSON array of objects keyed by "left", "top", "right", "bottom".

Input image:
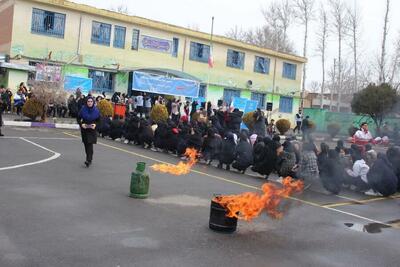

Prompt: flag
[{"left": 208, "top": 48, "right": 214, "bottom": 68}]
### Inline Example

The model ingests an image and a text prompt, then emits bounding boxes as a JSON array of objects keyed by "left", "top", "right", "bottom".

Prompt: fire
[
  {"left": 214, "top": 177, "right": 304, "bottom": 221},
  {"left": 151, "top": 148, "right": 199, "bottom": 175}
]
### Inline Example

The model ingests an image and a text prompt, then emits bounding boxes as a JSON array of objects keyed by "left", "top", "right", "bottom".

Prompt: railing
[{"left": 31, "top": 8, "right": 65, "bottom": 38}]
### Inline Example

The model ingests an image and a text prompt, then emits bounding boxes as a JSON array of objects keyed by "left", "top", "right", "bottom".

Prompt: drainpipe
[
  {"left": 181, "top": 37, "right": 187, "bottom": 72},
  {"left": 76, "top": 15, "right": 83, "bottom": 58}
]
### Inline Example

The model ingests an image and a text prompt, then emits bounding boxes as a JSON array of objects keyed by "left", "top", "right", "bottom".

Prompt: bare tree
[
  {"left": 315, "top": 5, "right": 329, "bottom": 108},
  {"left": 329, "top": 0, "right": 348, "bottom": 112},
  {"left": 346, "top": 0, "right": 362, "bottom": 93},
  {"left": 379, "top": 0, "right": 390, "bottom": 83},
  {"left": 293, "top": 0, "right": 315, "bottom": 110},
  {"left": 261, "top": 0, "right": 294, "bottom": 52},
  {"left": 226, "top": 26, "right": 247, "bottom": 41},
  {"left": 110, "top": 4, "right": 130, "bottom": 15},
  {"left": 388, "top": 32, "right": 400, "bottom": 87}
]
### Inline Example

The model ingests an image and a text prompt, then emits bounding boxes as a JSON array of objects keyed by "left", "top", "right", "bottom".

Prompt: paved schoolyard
[{"left": 0, "top": 126, "right": 399, "bottom": 267}]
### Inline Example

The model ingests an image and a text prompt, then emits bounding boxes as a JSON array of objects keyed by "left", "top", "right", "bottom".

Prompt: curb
[{"left": 4, "top": 120, "right": 79, "bottom": 130}]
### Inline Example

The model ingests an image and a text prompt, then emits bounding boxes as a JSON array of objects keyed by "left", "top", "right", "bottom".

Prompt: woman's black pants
[{"left": 84, "top": 142, "right": 93, "bottom": 163}]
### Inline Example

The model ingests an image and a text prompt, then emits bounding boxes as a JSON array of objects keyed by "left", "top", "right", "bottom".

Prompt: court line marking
[
  {"left": 0, "top": 137, "right": 61, "bottom": 171},
  {"left": 323, "top": 195, "right": 400, "bottom": 208},
  {"left": 1, "top": 136, "right": 77, "bottom": 140},
  {"left": 63, "top": 132, "right": 395, "bottom": 227}
]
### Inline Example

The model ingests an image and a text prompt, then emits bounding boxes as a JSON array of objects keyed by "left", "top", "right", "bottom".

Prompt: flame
[
  {"left": 151, "top": 148, "right": 199, "bottom": 175},
  {"left": 214, "top": 177, "right": 304, "bottom": 221}
]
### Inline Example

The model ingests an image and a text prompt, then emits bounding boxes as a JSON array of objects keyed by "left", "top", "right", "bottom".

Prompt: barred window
[
  {"left": 31, "top": 8, "right": 66, "bottom": 38},
  {"left": 91, "top": 21, "right": 111, "bottom": 46}
]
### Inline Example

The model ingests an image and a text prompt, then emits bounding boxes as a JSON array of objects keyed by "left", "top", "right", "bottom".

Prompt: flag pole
[{"left": 206, "top": 17, "right": 214, "bottom": 103}]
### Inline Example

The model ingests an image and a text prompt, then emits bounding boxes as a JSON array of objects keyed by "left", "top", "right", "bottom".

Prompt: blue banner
[
  {"left": 244, "top": 100, "right": 259, "bottom": 113},
  {"left": 133, "top": 71, "right": 199, "bottom": 98},
  {"left": 231, "top": 97, "right": 248, "bottom": 110},
  {"left": 64, "top": 75, "right": 92, "bottom": 94}
]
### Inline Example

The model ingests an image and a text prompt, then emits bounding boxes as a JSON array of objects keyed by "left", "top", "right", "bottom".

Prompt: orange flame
[
  {"left": 151, "top": 148, "right": 199, "bottom": 175},
  {"left": 214, "top": 177, "right": 304, "bottom": 221}
]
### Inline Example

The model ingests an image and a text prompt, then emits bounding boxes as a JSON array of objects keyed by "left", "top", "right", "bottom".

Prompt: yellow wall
[
  {"left": 7, "top": 69, "right": 28, "bottom": 92},
  {"left": 10, "top": 0, "right": 304, "bottom": 96}
]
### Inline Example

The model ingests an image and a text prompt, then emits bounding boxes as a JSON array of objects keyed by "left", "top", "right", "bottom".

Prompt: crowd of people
[{"left": 91, "top": 92, "right": 399, "bottom": 197}]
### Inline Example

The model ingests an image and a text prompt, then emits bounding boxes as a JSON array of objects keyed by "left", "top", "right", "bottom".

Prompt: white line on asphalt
[
  {"left": 1, "top": 136, "right": 78, "bottom": 140},
  {"left": 0, "top": 138, "right": 61, "bottom": 171}
]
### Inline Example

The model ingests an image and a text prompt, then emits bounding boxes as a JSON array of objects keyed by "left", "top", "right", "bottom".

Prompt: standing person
[
  {"left": 77, "top": 97, "right": 100, "bottom": 167},
  {"left": 253, "top": 108, "right": 266, "bottom": 137},
  {"left": 293, "top": 111, "right": 303, "bottom": 134},
  {"left": 171, "top": 98, "right": 180, "bottom": 124},
  {"left": 190, "top": 100, "right": 198, "bottom": 118},
  {"left": 267, "top": 119, "right": 276, "bottom": 137},
  {"left": 13, "top": 89, "right": 25, "bottom": 115},
  {"left": 183, "top": 101, "right": 190, "bottom": 117},
  {"left": 0, "top": 87, "right": 4, "bottom": 136},
  {"left": 301, "top": 116, "right": 311, "bottom": 142},
  {"left": 144, "top": 94, "right": 152, "bottom": 118},
  {"left": 135, "top": 93, "right": 144, "bottom": 118}
]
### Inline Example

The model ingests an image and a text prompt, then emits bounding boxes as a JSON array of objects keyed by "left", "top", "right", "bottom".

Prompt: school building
[{"left": 0, "top": 0, "right": 306, "bottom": 122}]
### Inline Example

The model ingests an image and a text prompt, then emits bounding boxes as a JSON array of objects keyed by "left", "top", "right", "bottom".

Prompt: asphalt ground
[{"left": 0, "top": 126, "right": 399, "bottom": 267}]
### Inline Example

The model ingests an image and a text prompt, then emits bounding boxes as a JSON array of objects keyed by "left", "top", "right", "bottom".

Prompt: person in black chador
[
  {"left": 77, "top": 97, "right": 100, "bottom": 167},
  {"left": 218, "top": 132, "right": 236, "bottom": 170},
  {"left": 232, "top": 132, "right": 253, "bottom": 174}
]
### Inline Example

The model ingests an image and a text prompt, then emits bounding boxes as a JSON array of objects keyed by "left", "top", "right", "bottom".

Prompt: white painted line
[
  {"left": 55, "top": 123, "right": 80, "bottom": 130},
  {"left": 1, "top": 136, "right": 78, "bottom": 140},
  {"left": 0, "top": 138, "right": 61, "bottom": 171},
  {"left": 4, "top": 121, "right": 31, "bottom": 127}
]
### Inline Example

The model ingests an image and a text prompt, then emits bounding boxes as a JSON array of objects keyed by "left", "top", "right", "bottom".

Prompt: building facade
[{"left": 0, "top": 0, "right": 306, "bottom": 122}]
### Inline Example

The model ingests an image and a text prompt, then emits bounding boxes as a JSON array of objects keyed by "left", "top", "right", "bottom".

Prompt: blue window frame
[
  {"left": 132, "top": 29, "right": 140, "bottom": 50},
  {"left": 172, "top": 37, "right": 179, "bottom": 57},
  {"left": 254, "top": 56, "right": 270, "bottom": 74},
  {"left": 189, "top": 42, "right": 210, "bottom": 63},
  {"left": 227, "top": 49, "right": 245, "bottom": 69},
  {"left": 279, "top": 96, "right": 293, "bottom": 113},
  {"left": 89, "top": 70, "right": 114, "bottom": 92},
  {"left": 31, "top": 8, "right": 66, "bottom": 38},
  {"left": 91, "top": 21, "right": 111, "bottom": 46},
  {"left": 251, "top": 92, "right": 266, "bottom": 109},
  {"left": 282, "top": 62, "right": 297, "bottom": 80},
  {"left": 113, "top": 26, "right": 126, "bottom": 49},
  {"left": 223, "top": 88, "right": 241, "bottom": 105}
]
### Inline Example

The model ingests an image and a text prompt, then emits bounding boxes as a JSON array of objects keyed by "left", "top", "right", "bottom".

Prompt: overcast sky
[{"left": 72, "top": 0, "right": 400, "bottom": 88}]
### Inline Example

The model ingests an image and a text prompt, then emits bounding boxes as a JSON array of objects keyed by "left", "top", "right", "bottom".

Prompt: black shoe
[
  {"left": 226, "top": 165, "right": 230, "bottom": 171},
  {"left": 84, "top": 161, "right": 91, "bottom": 167},
  {"left": 0, "top": 133, "right": 3, "bottom": 137},
  {"left": 241, "top": 170, "right": 246, "bottom": 174},
  {"left": 217, "top": 163, "right": 222, "bottom": 169}
]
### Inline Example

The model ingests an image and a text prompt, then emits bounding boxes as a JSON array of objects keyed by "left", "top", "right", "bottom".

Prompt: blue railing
[
  {"left": 91, "top": 21, "right": 111, "bottom": 46},
  {"left": 31, "top": 8, "right": 65, "bottom": 38},
  {"left": 89, "top": 71, "right": 114, "bottom": 92}
]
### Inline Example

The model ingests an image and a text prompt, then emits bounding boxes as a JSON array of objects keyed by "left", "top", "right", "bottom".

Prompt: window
[
  {"left": 279, "top": 96, "right": 293, "bottom": 113},
  {"left": 31, "top": 8, "right": 66, "bottom": 38},
  {"left": 227, "top": 49, "right": 245, "bottom": 69},
  {"left": 91, "top": 21, "right": 111, "bottom": 46},
  {"left": 254, "top": 56, "right": 270, "bottom": 74},
  {"left": 132, "top": 29, "right": 140, "bottom": 50},
  {"left": 282, "top": 62, "right": 297, "bottom": 80},
  {"left": 251, "top": 92, "right": 266, "bottom": 109},
  {"left": 113, "top": 26, "right": 126, "bottom": 49},
  {"left": 223, "top": 88, "right": 241, "bottom": 105},
  {"left": 89, "top": 70, "right": 113, "bottom": 92},
  {"left": 199, "top": 84, "right": 206, "bottom": 98},
  {"left": 189, "top": 42, "right": 210, "bottom": 63},
  {"left": 172, "top": 38, "right": 179, "bottom": 57}
]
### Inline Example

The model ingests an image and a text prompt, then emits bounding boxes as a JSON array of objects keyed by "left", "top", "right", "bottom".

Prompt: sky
[{"left": 72, "top": 0, "right": 400, "bottom": 89}]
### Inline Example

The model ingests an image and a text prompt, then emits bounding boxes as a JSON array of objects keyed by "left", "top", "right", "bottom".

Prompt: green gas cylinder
[{"left": 129, "top": 162, "right": 150, "bottom": 199}]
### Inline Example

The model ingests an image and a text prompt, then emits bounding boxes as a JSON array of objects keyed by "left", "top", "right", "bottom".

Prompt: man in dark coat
[
  {"left": 232, "top": 132, "right": 253, "bottom": 174},
  {"left": 367, "top": 153, "right": 398, "bottom": 196},
  {"left": 218, "top": 132, "right": 236, "bottom": 170}
]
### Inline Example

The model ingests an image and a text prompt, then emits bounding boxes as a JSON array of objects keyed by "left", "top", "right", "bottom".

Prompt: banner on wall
[
  {"left": 139, "top": 35, "right": 172, "bottom": 53},
  {"left": 132, "top": 71, "right": 199, "bottom": 98},
  {"left": 64, "top": 75, "right": 93, "bottom": 94}
]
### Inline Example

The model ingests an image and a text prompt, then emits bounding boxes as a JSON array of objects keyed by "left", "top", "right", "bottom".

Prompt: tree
[
  {"left": 379, "top": 0, "right": 390, "bottom": 83},
  {"left": 351, "top": 83, "right": 398, "bottom": 130},
  {"left": 315, "top": 5, "right": 329, "bottom": 109},
  {"left": 388, "top": 32, "right": 400, "bottom": 88},
  {"left": 293, "top": 0, "right": 315, "bottom": 110},
  {"left": 110, "top": 4, "right": 130, "bottom": 15},
  {"left": 329, "top": 0, "right": 348, "bottom": 112},
  {"left": 346, "top": 0, "right": 362, "bottom": 93}
]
